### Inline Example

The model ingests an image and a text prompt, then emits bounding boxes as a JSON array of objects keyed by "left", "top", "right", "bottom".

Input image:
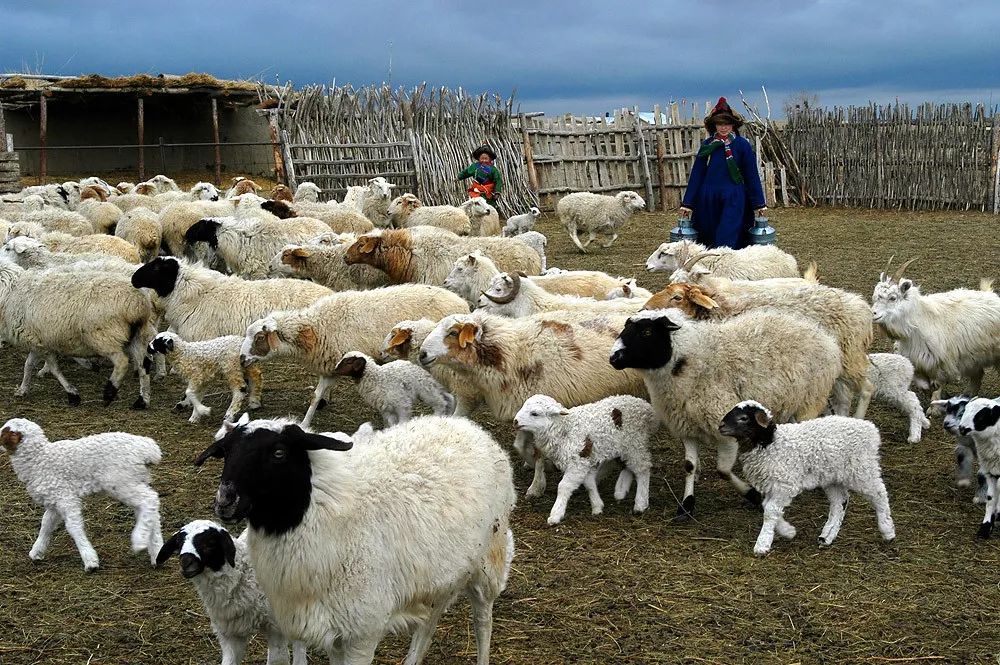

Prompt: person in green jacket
[{"left": 457, "top": 145, "right": 503, "bottom": 204}]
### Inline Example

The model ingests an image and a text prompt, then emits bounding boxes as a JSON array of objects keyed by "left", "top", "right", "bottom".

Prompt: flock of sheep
[{"left": 1, "top": 173, "right": 999, "bottom": 664}]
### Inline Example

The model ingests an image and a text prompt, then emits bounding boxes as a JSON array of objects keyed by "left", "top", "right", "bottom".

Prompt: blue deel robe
[{"left": 681, "top": 134, "right": 766, "bottom": 249}]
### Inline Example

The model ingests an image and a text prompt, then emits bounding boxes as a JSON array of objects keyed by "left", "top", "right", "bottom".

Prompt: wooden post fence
[{"left": 137, "top": 96, "right": 145, "bottom": 182}]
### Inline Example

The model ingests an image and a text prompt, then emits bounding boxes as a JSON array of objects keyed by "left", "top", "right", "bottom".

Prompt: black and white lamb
[
  {"left": 930, "top": 393, "right": 992, "bottom": 502},
  {"left": 957, "top": 398, "right": 1000, "bottom": 538},
  {"left": 513, "top": 394, "right": 657, "bottom": 525},
  {"left": 0, "top": 418, "right": 163, "bottom": 572},
  {"left": 156, "top": 520, "right": 307, "bottom": 665},
  {"left": 719, "top": 401, "right": 896, "bottom": 556},
  {"left": 332, "top": 351, "right": 455, "bottom": 426}
]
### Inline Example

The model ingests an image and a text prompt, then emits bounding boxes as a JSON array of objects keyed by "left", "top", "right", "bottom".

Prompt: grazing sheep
[
  {"left": 155, "top": 520, "right": 308, "bottom": 665},
  {"left": 719, "top": 401, "right": 896, "bottom": 555},
  {"left": 145, "top": 332, "right": 263, "bottom": 423},
  {"left": 115, "top": 207, "right": 162, "bottom": 262},
  {"left": 872, "top": 258, "right": 1000, "bottom": 408},
  {"left": 502, "top": 207, "right": 541, "bottom": 237},
  {"left": 479, "top": 272, "right": 648, "bottom": 318},
  {"left": 41, "top": 231, "right": 141, "bottom": 263},
  {"left": 957, "top": 399, "right": 1000, "bottom": 538},
  {"left": 867, "top": 353, "right": 930, "bottom": 443},
  {"left": 240, "top": 284, "right": 469, "bottom": 428},
  {"left": 387, "top": 193, "right": 472, "bottom": 235},
  {"left": 609, "top": 309, "right": 843, "bottom": 517},
  {"left": 0, "top": 418, "right": 163, "bottom": 572},
  {"left": 76, "top": 187, "right": 123, "bottom": 234},
  {"left": 513, "top": 394, "right": 657, "bottom": 524},
  {"left": 194, "top": 415, "right": 515, "bottom": 664},
  {"left": 556, "top": 191, "right": 645, "bottom": 252},
  {"left": 646, "top": 240, "right": 799, "bottom": 280},
  {"left": 460, "top": 197, "right": 502, "bottom": 236},
  {"left": 130, "top": 257, "right": 333, "bottom": 341},
  {"left": 333, "top": 351, "right": 454, "bottom": 426},
  {"left": 345, "top": 227, "right": 541, "bottom": 286},
  {"left": 270, "top": 239, "right": 390, "bottom": 290}
]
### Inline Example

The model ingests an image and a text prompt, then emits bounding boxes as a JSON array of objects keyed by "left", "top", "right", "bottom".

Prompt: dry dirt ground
[{"left": 2, "top": 205, "right": 1000, "bottom": 664}]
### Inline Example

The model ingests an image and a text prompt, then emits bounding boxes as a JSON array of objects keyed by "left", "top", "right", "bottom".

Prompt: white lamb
[
  {"left": 145, "top": 332, "right": 263, "bottom": 423},
  {"left": 0, "top": 418, "right": 163, "bottom": 572},
  {"left": 502, "top": 207, "right": 541, "bottom": 237},
  {"left": 556, "top": 191, "right": 645, "bottom": 252},
  {"left": 333, "top": 351, "right": 455, "bottom": 426},
  {"left": 156, "top": 520, "right": 307, "bottom": 665},
  {"left": 513, "top": 394, "right": 657, "bottom": 525},
  {"left": 867, "top": 353, "right": 930, "bottom": 443},
  {"left": 719, "top": 401, "right": 896, "bottom": 556},
  {"left": 293, "top": 182, "right": 322, "bottom": 203}
]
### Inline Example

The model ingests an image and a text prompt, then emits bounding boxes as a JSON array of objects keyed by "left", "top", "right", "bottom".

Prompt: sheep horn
[
  {"left": 681, "top": 251, "right": 720, "bottom": 271},
  {"left": 892, "top": 257, "right": 918, "bottom": 282},
  {"left": 481, "top": 273, "right": 521, "bottom": 304},
  {"left": 882, "top": 254, "right": 895, "bottom": 278}
]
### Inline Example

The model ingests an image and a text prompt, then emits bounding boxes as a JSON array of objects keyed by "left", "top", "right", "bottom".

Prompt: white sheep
[
  {"left": 156, "top": 520, "right": 307, "bottom": 665},
  {"left": 333, "top": 351, "right": 455, "bottom": 426},
  {"left": 479, "top": 272, "right": 647, "bottom": 318},
  {"left": 515, "top": 230, "right": 548, "bottom": 271},
  {"left": 115, "top": 206, "right": 162, "bottom": 262},
  {"left": 646, "top": 240, "right": 799, "bottom": 280},
  {"left": 513, "top": 394, "right": 657, "bottom": 525},
  {"left": 0, "top": 418, "right": 163, "bottom": 572},
  {"left": 610, "top": 309, "right": 842, "bottom": 518},
  {"left": 556, "top": 191, "right": 645, "bottom": 252},
  {"left": 719, "top": 401, "right": 896, "bottom": 556},
  {"left": 146, "top": 332, "right": 263, "bottom": 423},
  {"left": 459, "top": 197, "right": 502, "bottom": 236},
  {"left": 387, "top": 193, "right": 472, "bottom": 235},
  {"left": 867, "top": 353, "right": 930, "bottom": 443},
  {"left": 240, "top": 284, "right": 469, "bottom": 428},
  {"left": 195, "top": 415, "right": 515, "bottom": 664},
  {"left": 17, "top": 206, "right": 95, "bottom": 236},
  {"left": 957, "top": 399, "right": 1000, "bottom": 538},
  {"left": 293, "top": 182, "right": 322, "bottom": 203},
  {"left": 41, "top": 231, "right": 142, "bottom": 263},
  {"left": 502, "top": 207, "right": 541, "bottom": 236},
  {"left": 269, "top": 239, "right": 389, "bottom": 290},
  {"left": 872, "top": 259, "right": 1000, "bottom": 408},
  {"left": 604, "top": 278, "right": 653, "bottom": 301},
  {"left": 0, "top": 235, "right": 134, "bottom": 272}
]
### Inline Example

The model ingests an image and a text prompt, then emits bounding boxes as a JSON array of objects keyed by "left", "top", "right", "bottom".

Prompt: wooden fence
[
  {"left": 0, "top": 107, "right": 18, "bottom": 193},
  {"left": 785, "top": 103, "right": 999, "bottom": 211},
  {"left": 269, "top": 83, "right": 538, "bottom": 217},
  {"left": 521, "top": 102, "right": 785, "bottom": 212}
]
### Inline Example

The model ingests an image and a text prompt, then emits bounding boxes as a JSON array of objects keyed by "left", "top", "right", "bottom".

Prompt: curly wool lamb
[
  {"left": 145, "top": 332, "right": 263, "bottom": 423},
  {"left": 513, "top": 394, "right": 657, "bottom": 524},
  {"left": 0, "top": 418, "right": 163, "bottom": 572},
  {"left": 333, "top": 351, "right": 455, "bottom": 426},
  {"left": 867, "top": 353, "right": 930, "bottom": 443},
  {"left": 556, "top": 191, "right": 645, "bottom": 253},
  {"left": 156, "top": 520, "right": 307, "bottom": 665},
  {"left": 502, "top": 207, "right": 541, "bottom": 237},
  {"left": 719, "top": 401, "right": 896, "bottom": 556}
]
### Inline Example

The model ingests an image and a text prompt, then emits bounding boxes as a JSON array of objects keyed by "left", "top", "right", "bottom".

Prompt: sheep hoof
[
  {"left": 317, "top": 398, "right": 328, "bottom": 411},
  {"left": 66, "top": 392, "right": 81, "bottom": 407},
  {"left": 976, "top": 523, "right": 993, "bottom": 540},
  {"left": 247, "top": 400, "right": 262, "bottom": 411},
  {"left": 817, "top": 536, "right": 832, "bottom": 547},
  {"left": 546, "top": 516, "right": 562, "bottom": 526},
  {"left": 102, "top": 381, "right": 119, "bottom": 405},
  {"left": 957, "top": 479, "right": 972, "bottom": 488},
  {"left": 131, "top": 398, "right": 148, "bottom": 411},
  {"left": 84, "top": 563, "right": 100, "bottom": 573},
  {"left": 674, "top": 496, "right": 696, "bottom": 521},
  {"left": 753, "top": 547, "right": 771, "bottom": 557},
  {"left": 13, "top": 388, "right": 27, "bottom": 398},
  {"left": 744, "top": 489, "right": 764, "bottom": 507},
  {"left": 172, "top": 402, "right": 186, "bottom": 412}
]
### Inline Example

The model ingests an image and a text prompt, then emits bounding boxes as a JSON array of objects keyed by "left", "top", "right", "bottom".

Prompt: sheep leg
[
  {"left": 598, "top": 232, "right": 618, "bottom": 248},
  {"left": 819, "top": 485, "right": 850, "bottom": 546},
  {"left": 28, "top": 507, "right": 63, "bottom": 561},
  {"left": 302, "top": 376, "right": 334, "bottom": 429},
  {"left": 585, "top": 230, "right": 598, "bottom": 247},
  {"left": 565, "top": 220, "right": 588, "bottom": 254},
  {"left": 829, "top": 379, "right": 852, "bottom": 417},
  {"left": 339, "top": 636, "right": 380, "bottom": 665},
  {"left": 263, "top": 630, "right": 291, "bottom": 665},
  {"left": 109, "top": 482, "right": 162, "bottom": 560},
  {"left": 102, "top": 349, "right": 131, "bottom": 405},
  {"left": 467, "top": 582, "right": 496, "bottom": 665},
  {"left": 893, "top": 389, "right": 930, "bottom": 443},
  {"left": 859, "top": 479, "right": 896, "bottom": 542},
  {"left": 15, "top": 350, "right": 40, "bottom": 397},
  {"left": 956, "top": 440, "right": 976, "bottom": 488},
  {"left": 403, "top": 595, "right": 451, "bottom": 665},
  {"left": 525, "top": 447, "right": 548, "bottom": 499},
  {"left": 453, "top": 394, "right": 481, "bottom": 417},
  {"left": 677, "top": 438, "right": 701, "bottom": 519},
  {"left": 244, "top": 365, "right": 263, "bottom": 410},
  {"left": 614, "top": 469, "right": 635, "bottom": 500},
  {"left": 852, "top": 377, "right": 875, "bottom": 419},
  {"left": 546, "top": 467, "right": 582, "bottom": 524},
  {"left": 754, "top": 495, "right": 791, "bottom": 556},
  {"left": 975, "top": 471, "right": 989, "bottom": 505},
  {"left": 977, "top": 474, "right": 999, "bottom": 539},
  {"left": 173, "top": 393, "right": 192, "bottom": 411},
  {"left": 582, "top": 468, "right": 605, "bottom": 515},
  {"left": 290, "top": 641, "right": 308, "bottom": 665},
  {"left": 632, "top": 467, "right": 651, "bottom": 514},
  {"left": 716, "top": 439, "right": 760, "bottom": 505},
  {"left": 43, "top": 353, "right": 81, "bottom": 405},
  {"left": 223, "top": 378, "right": 245, "bottom": 423},
  {"left": 218, "top": 633, "right": 249, "bottom": 665},
  {"left": 186, "top": 386, "right": 212, "bottom": 423},
  {"left": 59, "top": 501, "right": 100, "bottom": 572}
]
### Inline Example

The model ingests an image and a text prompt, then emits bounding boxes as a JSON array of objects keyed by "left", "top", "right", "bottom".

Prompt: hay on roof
[{"left": 0, "top": 76, "right": 28, "bottom": 89}]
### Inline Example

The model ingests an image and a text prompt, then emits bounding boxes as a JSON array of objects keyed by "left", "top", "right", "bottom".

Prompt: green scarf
[{"left": 697, "top": 134, "right": 744, "bottom": 185}]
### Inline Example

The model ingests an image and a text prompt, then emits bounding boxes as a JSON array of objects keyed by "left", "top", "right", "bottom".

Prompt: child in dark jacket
[{"left": 458, "top": 145, "right": 503, "bottom": 204}]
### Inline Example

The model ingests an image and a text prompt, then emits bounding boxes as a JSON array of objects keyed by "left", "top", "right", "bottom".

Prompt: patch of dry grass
[{"left": 1, "top": 206, "right": 999, "bottom": 663}]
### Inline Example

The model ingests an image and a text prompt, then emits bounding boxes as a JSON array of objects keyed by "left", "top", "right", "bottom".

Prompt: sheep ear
[
  {"left": 388, "top": 329, "right": 411, "bottom": 348},
  {"left": 291, "top": 247, "right": 310, "bottom": 258},
  {"left": 285, "top": 424, "right": 354, "bottom": 451},
  {"left": 558, "top": 409, "right": 570, "bottom": 416},
  {"left": 222, "top": 531, "right": 236, "bottom": 568},
  {"left": 458, "top": 322, "right": 478, "bottom": 348},
  {"left": 359, "top": 236, "right": 379, "bottom": 254},
  {"left": 266, "top": 330, "right": 280, "bottom": 352},
  {"left": 754, "top": 410, "right": 772, "bottom": 428},
  {"left": 621, "top": 283, "right": 632, "bottom": 298},
  {"left": 193, "top": 441, "right": 226, "bottom": 466},
  {"left": 155, "top": 531, "right": 184, "bottom": 567},
  {"left": 690, "top": 290, "right": 719, "bottom": 310},
  {"left": 899, "top": 279, "right": 912, "bottom": 293},
  {"left": 236, "top": 412, "right": 250, "bottom": 427}
]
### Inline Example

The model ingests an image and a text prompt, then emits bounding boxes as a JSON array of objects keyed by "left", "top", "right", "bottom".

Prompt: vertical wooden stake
[
  {"left": 280, "top": 129, "right": 297, "bottom": 190},
  {"left": 633, "top": 106, "right": 654, "bottom": 207},
  {"left": 137, "top": 96, "right": 145, "bottom": 182},
  {"left": 991, "top": 113, "right": 1000, "bottom": 214},
  {"left": 267, "top": 112, "right": 286, "bottom": 185},
  {"left": 653, "top": 104, "right": 667, "bottom": 211},
  {"left": 780, "top": 166, "right": 789, "bottom": 207},
  {"left": 519, "top": 113, "right": 539, "bottom": 193},
  {"left": 39, "top": 93, "right": 47, "bottom": 183},
  {"left": 211, "top": 97, "right": 221, "bottom": 186}
]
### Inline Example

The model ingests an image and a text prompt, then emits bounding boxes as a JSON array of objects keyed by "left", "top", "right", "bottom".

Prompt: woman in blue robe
[{"left": 679, "top": 97, "right": 767, "bottom": 249}]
